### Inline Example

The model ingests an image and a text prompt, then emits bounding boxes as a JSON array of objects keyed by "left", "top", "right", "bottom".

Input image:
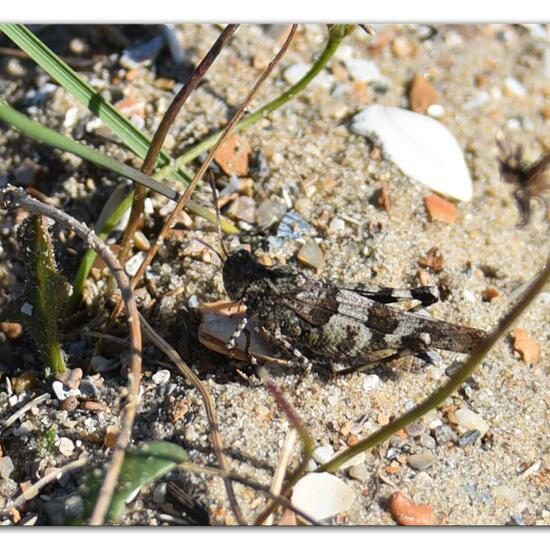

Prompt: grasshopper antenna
[{"left": 208, "top": 170, "right": 230, "bottom": 260}]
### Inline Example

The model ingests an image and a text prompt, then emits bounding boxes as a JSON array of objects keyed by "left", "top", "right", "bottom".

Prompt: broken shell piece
[
  {"left": 198, "top": 301, "right": 287, "bottom": 365},
  {"left": 291, "top": 472, "right": 355, "bottom": 522},
  {"left": 351, "top": 105, "right": 473, "bottom": 201}
]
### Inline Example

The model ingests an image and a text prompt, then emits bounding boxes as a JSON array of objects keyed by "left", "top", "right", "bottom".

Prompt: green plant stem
[
  {"left": 320, "top": 255, "right": 550, "bottom": 472},
  {"left": 157, "top": 24, "right": 354, "bottom": 176}
]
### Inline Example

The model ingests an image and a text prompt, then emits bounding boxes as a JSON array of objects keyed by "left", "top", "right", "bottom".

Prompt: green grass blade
[{"left": 0, "top": 23, "right": 192, "bottom": 184}]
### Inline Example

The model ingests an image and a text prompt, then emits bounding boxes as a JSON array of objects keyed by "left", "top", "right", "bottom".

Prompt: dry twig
[{"left": 119, "top": 25, "right": 239, "bottom": 261}]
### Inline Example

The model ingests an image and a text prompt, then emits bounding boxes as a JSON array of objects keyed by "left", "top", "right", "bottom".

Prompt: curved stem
[{"left": 156, "top": 24, "right": 353, "bottom": 177}]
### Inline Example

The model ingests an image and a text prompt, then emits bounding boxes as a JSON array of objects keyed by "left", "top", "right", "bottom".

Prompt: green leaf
[
  {"left": 77, "top": 441, "right": 188, "bottom": 524},
  {"left": 2, "top": 216, "right": 70, "bottom": 377}
]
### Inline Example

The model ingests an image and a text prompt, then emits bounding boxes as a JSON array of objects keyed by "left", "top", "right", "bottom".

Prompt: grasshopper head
[{"left": 223, "top": 249, "right": 264, "bottom": 301}]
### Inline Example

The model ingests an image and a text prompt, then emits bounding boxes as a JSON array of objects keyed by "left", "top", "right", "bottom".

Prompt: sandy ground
[{"left": 0, "top": 24, "right": 548, "bottom": 526}]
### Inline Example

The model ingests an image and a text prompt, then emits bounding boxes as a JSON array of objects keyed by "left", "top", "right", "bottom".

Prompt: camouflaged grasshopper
[{"left": 221, "top": 248, "right": 487, "bottom": 373}]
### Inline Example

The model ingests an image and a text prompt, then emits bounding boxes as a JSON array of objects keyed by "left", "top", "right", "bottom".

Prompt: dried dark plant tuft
[{"left": 497, "top": 135, "right": 550, "bottom": 226}]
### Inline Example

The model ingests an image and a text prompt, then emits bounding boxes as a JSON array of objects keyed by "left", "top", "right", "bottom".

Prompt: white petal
[{"left": 351, "top": 105, "right": 473, "bottom": 201}]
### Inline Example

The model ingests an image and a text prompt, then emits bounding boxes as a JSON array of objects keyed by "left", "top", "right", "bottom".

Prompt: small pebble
[
  {"left": 58, "top": 438, "right": 75, "bottom": 457},
  {"left": 419, "top": 434, "right": 437, "bottom": 449},
  {"left": 424, "top": 194, "right": 457, "bottom": 224},
  {"left": 152, "top": 369, "right": 171, "bottom": 385},
  {"left": 362, "top": 374, "right": 380, "bottom": 392},
  {"left": 284, "top": 64, "right": 334, "bottom": 90},
  {"left": 133, "top": 230, "right": 150, "bottom": 252},
  {"left": 56, "top": 368, "right": 83, "bottom": 390},
  {"left": 297, "top": 240, "right": 324, "bottom": 270},
  {"left": 227, "top": 196, "right": 256, "bottom": 224},
  {"left": 0, "top": 322, "right": 23, "bottom": 340},
  {"left": 457, "top": 429, "right": 481, "bottom": 448},
  {"left": 408, "top": 451, "right": 436, "bottom": 471},
  {"left": 0, "top": 457, "right": 14, "bottom": 480},
  {"left": 432, "top": 424, "right": 456, "bottom": 445},
  {"left": 11, "top": 372, "right": 37, "bottom": 395},
  {"left": 312, "top": 445, "right": 334, "bottom": 465},
  {"left": 512, "top": 329, "right": 540, "bottom": 364},
  {"left": 339, "top": 452, "right": 366, "bottom": 470},
  {"left": 152, "top": 482, "right": 167, "bottom": 504},
  {"left": 63, "top": 107, "right": 78, "bottom": 128},
  {"left": 125, "top": 251, "right": 146, "bottom": 277},
  {"left": 291, "top": 473, "right": 355, "bottom": 522},
  {"left": 389, "top": 491, "right": 435, "bottom": 525},
  {"left": 504, "top": 76, "right": 527, "bottom": 98},
  {"left": 213, "top": 135, "right": 251, "bottom": 176},
  {"left": 52, "top": 381, "right": 80, "bottom": 401},
  {"left": 410, "top": 75, "right": 437, "bottom": 114},
  {"left": 449, "top": 407, "right": 489, "bottom": 437},
  {"left": 349, "top": 463, "right": 370, "bottom": 481},
  {"left": 120, "top": 35, "right": 164, "bottom": 69},
  {"left": 328, "top": 217, "right": 346, "bottom": 233},
  {"left": 104, "top": 426, "right": 119, "bottom": 449},
  {"left": 343, "top": 59, "right": 384, "bottom": 84},
  {"left": 61, "top": 396, "right": 79, "bottom": 412}
]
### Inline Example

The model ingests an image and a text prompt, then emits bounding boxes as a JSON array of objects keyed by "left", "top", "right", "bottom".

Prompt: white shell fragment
[
  {"left": 351, "top": 105, "right": 473, "bottom": 201},
  {"left": 291, "top": 472, "right": 355, "bottom": 522}
]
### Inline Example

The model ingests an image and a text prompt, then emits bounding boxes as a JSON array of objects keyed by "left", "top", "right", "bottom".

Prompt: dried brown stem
[
  {"left": 128, "top": 24, "right": 298, "bottom": 291},
  {"left": 139, "top": 314, "right": 246, "bottom": 525},
  {"left": 0, "top": 186, "right": 143, "bottom": 526},
  {"left": 118, "top": 24, "right": 239, "bottom": 262}
]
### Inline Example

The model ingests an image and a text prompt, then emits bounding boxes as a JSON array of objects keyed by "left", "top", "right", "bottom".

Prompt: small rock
[
  {"left": 82, "top": 401, "right": 110, "bottom": 413},
  {"left": 0, "top": 479, "right": 18, "bottom": 498},
  {"left": 11, "top": 372, "right": 37, "bottom": 395},
  {"left": 419, "top": 434, "right": 437, "bottom": 449},
  {"left": 482, "top": 287, "right": 500, "bottom": 302},
  {"left": 362, "top": 374, "right": 380, "bottom": 392},
  {"left": 291, "top": 473, "right": 355, "bottom": 522},
  {"left": 125, "top": 251, "right": 146, "bottom": 277},
  {"left": 512, "top": 329, "right": 540, "bottom": 364},
  {"left": 56, "top": 368, "right": 83, "bottom": 389},
  {"left": 449, "top": 407, "right": 489, "bottom": 437},
  {"left": 427, "top": 104, "right": 445, "bottom": 118},
  {"left": 0, "top": 457, "right": 14, "bottom": 480},
  {"left": 339, "top": 452, "right": 366, "bottom": 470},
  {"left": 297, "top": 240, "right": 324, "bottom": 271},
  {"left": 61, "top": 396, "right": 79, "bottom": 412},
  {"left": 343, "top": 59, "right": 384, "bottom": 84},
  {"left": 52, "top": 381, "right": 80, "bottom": 401},
  {"left": 432, "top": 424, "right": 456, "bottom": 445},
  {"left": 349, "top": 463, "right": 370, "bottom": 481},
  {"left": 328, "top": 217, "right": 346, "bottom": 233},
  {"left": 58, "top": 438, "right": 75, "bottom": 457},
  {"left": 79, "top": 378, "right": 101, "bottom": 400},
  {"left": 0, "top": 322, "right": 23, "bottom": 340},
  {"left": 226, "top": 196, "right": 256, "bottom": 224},
  {"left": 406, "top": 423, "right": 424, "bottom": 438},
  {"left": 256, "top": 199, "right": 286, "bottom": 227},
  {"left": 63, "top": 107, "right": 79, "bottom": 128},
  {"left": 504, "top": 76, "right": 527, "bottom": 98},
  {"left": 133, "top": 230, "right": 150, "bottom": 252},
  {"left": 410, "top": 75, "right": 437, "bottom": 114},
  {"left": 408, "top": 451, "right": 436, "bottom": 471},
  {"left": 457, "top": 429, "right": 481, "bottom": 448},
  {"left": 152, "top": 369, "right": 171, "bottom": 385},
  {"left": 213, "top": 135, "right": 251, "bottom": 176},
  {"left": 389, "top": 491, "right": 435, "bottom": 525},
  {"left": 312, "top": 445, "right": 334, "bottom": 465},
  {"left": 152, "top": 482, "right": 167, "bottom": 504},
  {"left": 424, "top": 194, "right": 457, "bottom": 224}
]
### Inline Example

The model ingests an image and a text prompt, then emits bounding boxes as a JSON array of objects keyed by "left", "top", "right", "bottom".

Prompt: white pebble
[
  {"left": 63, "top": 107, "right": 78, "bottom": 128},
  {"left": 58, "top": 437, "right": 75, "bottom": 457},
  {"left": 152, "top": 369, "right": 171, "bottom": 385},
  {"left": 291, "top": 473, "right": 355, "bottom": 521},
  {"left": 362, "top": 374, "right": 380, "bottom": 392},
  {"left": 343, "top": 59, "right": 384, "bottom": 84},
  {"left": 462, "top": 289, "right": 476, "bottom": 303},
  {"left": 463, "top": 92, "right": 490, "bottom": 111},
  {"left": 427, "top": 104, "right": 445, "bottom": 118},
  {"left": 125, "top": 251, "right": 146, "bottom": 277},
  {"left": 351, "top": 105, "right": 473, "bottom": 202},
  {"left": 328, "top": 217, "right": 346, "bottom": 233},
  {"left": 451, "top": 407, "right": 489, "bottom": 437},
  {"left": 312, "top": 445, "right": 334, "bottom": 465},
  {"left": 327, "top": 395, "right": 339, "bottom": 407},
  {"left": 504, "top": 76, "right": 527, "bottom": 98},
  {"left": 52, "top": 381, "right": 80, "bottom": 401},
  {"left": 338, "top": 451, "right": 366, "bottom": 470}
]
